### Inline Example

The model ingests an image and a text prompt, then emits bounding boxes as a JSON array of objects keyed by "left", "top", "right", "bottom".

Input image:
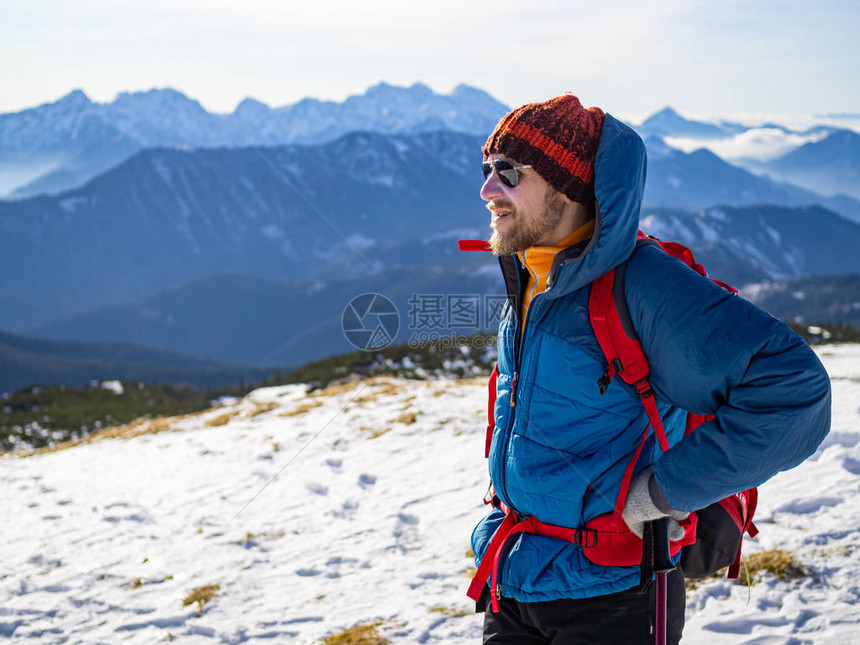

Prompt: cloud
[{"left": 665, "top": 128, "right": 830, "bottom": 161}]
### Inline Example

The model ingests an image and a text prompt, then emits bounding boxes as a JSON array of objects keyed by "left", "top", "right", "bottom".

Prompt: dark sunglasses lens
[
  {"left": 481, "top": 160, "right": 519, "bottom": 187},
  {"left": 498, "top": 168, "right": 518, "bottom": 187}
]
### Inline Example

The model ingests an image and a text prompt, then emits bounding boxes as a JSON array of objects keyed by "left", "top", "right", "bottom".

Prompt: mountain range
[
  {"left": 21, "top": 203, "right": 860, "bottom": 368},
  {"left": 0, "top": 331, "right": 269, "bottom": 394},
  {"left": 3, "top": 124, "right": 859, "bottom": 334},
  {"left": 2, "top": 83, "right": 859, "bottom": 388},
  {"left": 0, "top": 83, "right": 507, "bottom": 198}
]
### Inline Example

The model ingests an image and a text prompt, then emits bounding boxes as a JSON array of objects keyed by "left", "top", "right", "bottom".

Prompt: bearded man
[{"left": 466, "top": 94, "right": 831, "bottom": 644}]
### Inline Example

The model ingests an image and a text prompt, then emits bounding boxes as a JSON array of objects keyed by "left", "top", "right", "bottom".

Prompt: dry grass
[
  {"left": 280, "top": 400, "right": 324, "bottom": 417},
  {"left": 461, "top": 566, "right": 478, "bottom": 579},
  {"left": 128, "top": 574, "right": 173, "bottom": 589},
  {"left": 742, "top": 549, "right": 810, "bottom": 585},
  {"left": 320, "top": 622, "right": 390, "bottom": 645},
  {"left": 308, "top": 379, "right": 363, "bottom": 398},
  {"left": 367, "top": 428, "right": 391, "bottom": 440},
  {"left": 686, "top": 548, "right": 810, "bottom": 589},
  {"left": 393, "top": 411, "right": 417, "bottom": 425},
  {"left": 20, "top": 416, "right": 175, "bottom": 457},
  {"left": 182, "top": 584, "right": 221, "bottom": 616},
  {"left": 240, "top": 530, "right": 286, "bottom": 546},
  {"left": 205, "top": 411, "right": 239, "bottom": 427},
  {"left": 249, "top": 401, "right": 280, "bottom": 417},
  {"left": 352, "top": 378, "right": 406, "bottom": 404},
  {"left": 428, "top": 606, "right": 471, "bottom": 618}
]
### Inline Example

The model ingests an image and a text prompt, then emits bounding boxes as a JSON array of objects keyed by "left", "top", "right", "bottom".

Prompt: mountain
[
  {"left": 741, "top": 274, "right": 860, "bottom": 328},
  {"left": 1, "top": 84, "right": 507, "bottom": 197},
  {"left": 4, "top": 126, "right": 860, "bottom": 334},
  {"left": 639, "top": 204, "right": 860, "bottom": 286},
  {"left": 0, "top": 130, "right": 486, "bottom": 330},
  {"left": 30, "top": 236, "right": 502, "bottom": 367},
  {"left": 760, "top": 129, "right": 860, "bottom": 200},
  {"left": 0, "top": 330, "right": 272, "bottom": 394},
  {"left": 636, "top": 107, "right": 745, "bottom": 140},
  {"left": 642, "top": 140, "right": 860, "bottom": 222},
  {"left": 29, "top": 204, "right": 860, "bottom": 367}
]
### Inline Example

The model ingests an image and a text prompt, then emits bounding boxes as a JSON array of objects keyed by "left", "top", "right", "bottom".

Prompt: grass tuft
[
  {"left": 320, "top": 622, "right": 390, "bottom": 645},
  {"left": 428, "top": 606, "right": 470, "bottom": 618},
  {"left": 182, "top": 584, "right": 221, "bottom": 616},
  {"left": 280, "top": 400, "right": 324, "bottom": 417},
  {"left": 249, "top": 401, "right": 279, "bottom": 417},
  {"left": 205, "top": 412, "right": 238, "bottom": 427},
  {"left": 685, "top": 548, "right": 810, "bottom": 589},
  {"left": 741, "top": 548, "right": 810, "bottom": 585},
  {"left": 393, "top": 411, "right": 417, "bottom": 425}
]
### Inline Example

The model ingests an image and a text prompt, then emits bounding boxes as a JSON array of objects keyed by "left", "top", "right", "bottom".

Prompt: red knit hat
[{"left": 482, "top": 94, "right": 605, "bottom": 204}]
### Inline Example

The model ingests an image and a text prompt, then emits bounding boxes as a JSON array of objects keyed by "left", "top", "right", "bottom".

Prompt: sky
[{"left": 1, "top": 0, "right": 858, "bottom": 121}]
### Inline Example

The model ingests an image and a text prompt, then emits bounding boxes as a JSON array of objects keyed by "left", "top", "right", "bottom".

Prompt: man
[{"left": 468, "top": 94, "right": 831, "bottom": 644}]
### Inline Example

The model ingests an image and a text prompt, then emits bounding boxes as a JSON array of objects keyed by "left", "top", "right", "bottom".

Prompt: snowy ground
[{"left": 2, "top": 345, "right": 859, "bottom": 644}]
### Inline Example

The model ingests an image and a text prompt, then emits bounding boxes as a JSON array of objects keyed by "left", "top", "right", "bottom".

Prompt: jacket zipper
[{"left": 497, "top": 253, "right": 559, "bottom": 596}]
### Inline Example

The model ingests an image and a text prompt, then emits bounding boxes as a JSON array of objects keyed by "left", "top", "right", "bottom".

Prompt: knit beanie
[{"left": 483, "top": 94, "right": 605, "bottom": 205}]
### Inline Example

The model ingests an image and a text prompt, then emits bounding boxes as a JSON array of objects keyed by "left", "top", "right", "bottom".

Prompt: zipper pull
[{"left": 510, "top": 372, "right": 518, "bottom": 407}]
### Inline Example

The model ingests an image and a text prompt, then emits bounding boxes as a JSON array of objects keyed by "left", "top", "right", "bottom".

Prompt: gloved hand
[{"left": 622, "top": 466, "right": 689, "bottom": 541}]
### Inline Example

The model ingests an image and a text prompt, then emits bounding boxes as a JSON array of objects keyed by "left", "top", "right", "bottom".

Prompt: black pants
[{"left": 482, "top": 568, "right": 686, "bottom": 644}]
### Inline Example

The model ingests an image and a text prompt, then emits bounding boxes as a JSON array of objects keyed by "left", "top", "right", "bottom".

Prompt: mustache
[{"left": 486, "top": 199, "right": 514, "bottom": 213}]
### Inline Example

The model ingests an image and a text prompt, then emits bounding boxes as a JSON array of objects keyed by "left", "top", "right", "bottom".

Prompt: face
[{"left": 481, "top": 154, "right": 567, "bottom": 256}]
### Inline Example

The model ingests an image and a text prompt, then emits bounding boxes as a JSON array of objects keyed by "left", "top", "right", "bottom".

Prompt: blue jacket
[{"left": 470, "top": 114, "right": 832, "bottom": 602}]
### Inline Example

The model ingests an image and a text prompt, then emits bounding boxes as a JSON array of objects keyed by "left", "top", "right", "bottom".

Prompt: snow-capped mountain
[
  {"left": 758, "top": 129, "right": 860, "bottom": 200},
  {"left": 635, "top": 106, "right": 746, "bottom": 140},
  {"left": 642, "top": 140, "right": 860, "bottom": 223},
  {"left": 639, "top": 205, "right": 860, "bottom": 285},
  {"left": 0, "top": 130, "right": 488, "bottom": 332},
  {"left": 3, "top": 344, "right": 859, "bottom": 643},
  {"left": 0, "top": 83, "right": 508, "bottom": 198},
  {"left": 3, "top": 126, "right": 860, "bottom": 349}
]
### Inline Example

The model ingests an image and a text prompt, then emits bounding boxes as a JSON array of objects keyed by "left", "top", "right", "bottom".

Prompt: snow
[
  {"left": 100, "top": 380, "right": 124, "bottom": 395},
  {"left": 58, "top": 197, "right": 88, "bottom": 214},
  {"left": 2, "top": 346, "right": 860, "bottom": 644}
]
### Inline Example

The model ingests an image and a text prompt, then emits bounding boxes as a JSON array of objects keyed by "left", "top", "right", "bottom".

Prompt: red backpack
[{"left": 461, "top": 233, "right": 758, "bottom": 611}]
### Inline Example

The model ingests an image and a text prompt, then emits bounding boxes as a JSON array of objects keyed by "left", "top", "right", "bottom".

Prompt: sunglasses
[{"left": 481, "top": 159, "right": 533, "bottom": 188}]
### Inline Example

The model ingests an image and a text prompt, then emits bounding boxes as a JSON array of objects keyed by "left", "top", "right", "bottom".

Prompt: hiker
[{"left": 466, "top": 94, "right": 831, "bottom": 644}]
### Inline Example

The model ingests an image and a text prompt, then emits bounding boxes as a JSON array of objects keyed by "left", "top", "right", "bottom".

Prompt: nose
[{"left": 480, "top": 169, "right": 504, "bottom": 202}]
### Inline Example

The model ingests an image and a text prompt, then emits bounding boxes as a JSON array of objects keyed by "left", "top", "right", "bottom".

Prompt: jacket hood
[{"left": 541, "top": 114, "right": 647, "bottom": 298}]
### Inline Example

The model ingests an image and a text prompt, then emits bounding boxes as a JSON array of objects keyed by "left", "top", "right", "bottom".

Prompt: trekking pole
[{"left": 652, "top": 518, "right": 675, "bottom": 645}]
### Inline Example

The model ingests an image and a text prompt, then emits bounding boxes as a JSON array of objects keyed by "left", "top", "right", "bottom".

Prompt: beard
[{"left": 488, "top": 189, "right": 566, "bottom": 256}]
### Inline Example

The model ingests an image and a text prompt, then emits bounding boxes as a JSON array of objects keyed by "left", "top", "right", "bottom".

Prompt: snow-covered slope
[{"left": 2, "top": 346, "right": 859, "bottom": 644}]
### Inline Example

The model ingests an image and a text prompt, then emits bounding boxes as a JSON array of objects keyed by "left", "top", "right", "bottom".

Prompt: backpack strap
[
  {"left": 485, "top": 362, "right": 499, "bottom": 458},
  {"left": 589, "top": 258, "right": 670, "bottom": 528}
]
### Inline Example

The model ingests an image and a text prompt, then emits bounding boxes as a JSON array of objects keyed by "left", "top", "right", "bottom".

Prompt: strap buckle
[
  {"left": 575, "top": 528, "right": 598, "bottom": 548},
  {"left": 598, "top": 359, "right": 623, "bottom": 395},
  {"left": 633, "top": 378, "right": 653, "bottom": 399}
]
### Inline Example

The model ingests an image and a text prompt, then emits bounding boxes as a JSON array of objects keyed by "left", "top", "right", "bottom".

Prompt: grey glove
[{"left": 622, "top": 466, "right": 689, "bottom": 541}]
